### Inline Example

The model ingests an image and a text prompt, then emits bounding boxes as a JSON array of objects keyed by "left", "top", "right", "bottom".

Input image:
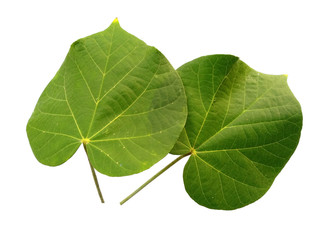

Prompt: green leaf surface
[
  {"left": 171, "top": 55, "right": 302, "bottom": 210},
  {"left": 27, "top": 19, "right": 187, "bottom": 176}
]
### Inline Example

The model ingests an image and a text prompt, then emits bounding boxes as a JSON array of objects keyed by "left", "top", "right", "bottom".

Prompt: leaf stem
[
  {"left": 120, "top": 152, "right": 191, "bottom": 205},
  {"left": 83, "top": 144, "right": 105, "bottom": 203}
]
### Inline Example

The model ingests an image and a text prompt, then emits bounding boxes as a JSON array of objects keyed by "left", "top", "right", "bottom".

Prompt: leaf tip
[
  {"left": 113, "top": 17, "right": 119, "bottom": 24},
  {"left": 283, "top": 74, "right": 288, "bottom": 78}
]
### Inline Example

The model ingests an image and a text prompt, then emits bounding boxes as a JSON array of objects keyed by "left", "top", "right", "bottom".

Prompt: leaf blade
[
  {"left": 173, "top": 55, "right": 302, "bottom": 209},
  {"left": 27, "top": 20, "right": 187, "bottom": 176}
]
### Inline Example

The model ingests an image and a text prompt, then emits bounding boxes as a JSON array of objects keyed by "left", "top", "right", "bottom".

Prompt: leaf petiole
[
  {"left": 83, "top": 144, "right": 105, "bottom": 203},
  {"left": 120, "top": 152, "right": 191, "bottom": 205}
]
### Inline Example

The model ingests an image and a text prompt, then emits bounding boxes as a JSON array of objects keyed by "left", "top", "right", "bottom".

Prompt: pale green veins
[
  {"left": 27, "top": 20, "right": 302, "bottom": 210},
  {"left": 170, "top": 55, "right": 302, "bottom": 210},
  {"left": 27, "top": 20, "right": 187, "bottom": 177}
]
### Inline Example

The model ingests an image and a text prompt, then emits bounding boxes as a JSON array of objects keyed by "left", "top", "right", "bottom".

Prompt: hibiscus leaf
[
  {"left": 122, "top": 54, "right": 302, "bottom": 210},
  {"left": 26, "top": 19, "right": 187, "bottom": 201}
]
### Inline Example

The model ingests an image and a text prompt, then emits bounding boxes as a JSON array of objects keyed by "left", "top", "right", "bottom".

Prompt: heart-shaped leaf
[
  {"left": 27, "top": 19, "right": 187, "bottom": 178},
  {"left": 169, "top": 55, "right": 302, "bottom": 209}
]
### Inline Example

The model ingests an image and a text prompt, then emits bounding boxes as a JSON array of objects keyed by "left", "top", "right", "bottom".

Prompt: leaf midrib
[
  {"left": 192, "top": 59, "right": 239, "bottom": 148},
  {"left": 196, "top": 74, "right": 280, "bottom": 150},
  {"left": 64, "top": 26, "right": 151, "bottom": 141},
  {"left": 88, "top": 54, "right": 159, "bottom": 140}
]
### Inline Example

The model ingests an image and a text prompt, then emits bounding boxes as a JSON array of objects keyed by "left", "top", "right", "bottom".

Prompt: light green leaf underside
[
  {"left": 171, "top": 55, "right": 302, "bottom": 210},
  {"left": 27, "top": 20, "right": 187, "bottom": 176}
]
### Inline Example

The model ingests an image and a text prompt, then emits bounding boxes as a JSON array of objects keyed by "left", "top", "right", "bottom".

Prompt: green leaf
[
  {"left": 170, "top": 55, "right": 302, "bottom": 210},
  {"left": 27, "top": 19, "right": 187, "bottom": 177}
]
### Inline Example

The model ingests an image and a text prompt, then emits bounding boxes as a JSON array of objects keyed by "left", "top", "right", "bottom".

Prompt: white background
[{"left": 1, "top": 0, "right": 319, "bottom": 239}]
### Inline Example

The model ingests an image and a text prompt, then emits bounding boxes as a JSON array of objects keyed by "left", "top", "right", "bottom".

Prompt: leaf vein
[
  {"left": 196, "top": 155, "right": 269, "bottom": 189},
  {"left": 28, "top": 125, "right": 80, "bottom": 140},
  {"left": 89, "top": 57, "right": 159, "bottom": 139}
]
